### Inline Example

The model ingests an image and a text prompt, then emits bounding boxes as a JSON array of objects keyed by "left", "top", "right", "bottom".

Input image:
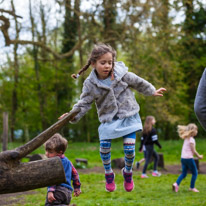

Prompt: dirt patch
[
  {"left": 77, "top": 162, "right": 206, "bottom": 175},
  {"left": 0, "top": 191, "right": 37, "bottom": 206}
]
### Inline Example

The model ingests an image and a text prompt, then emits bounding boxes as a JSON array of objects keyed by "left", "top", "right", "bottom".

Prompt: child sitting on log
[{"left": 44, "top": 133, "right": 81, "bottom": 205}]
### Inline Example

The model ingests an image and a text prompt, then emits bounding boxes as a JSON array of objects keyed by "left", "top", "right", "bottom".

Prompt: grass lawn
[
  {"left": 6, "top": 173, "right": 206, "bottom": 206},
  {"left": 0, "top": 139, "right": 206, "bottom": 205}
]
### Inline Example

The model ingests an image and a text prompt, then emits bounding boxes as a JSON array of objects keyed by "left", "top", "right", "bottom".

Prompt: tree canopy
[{"left": 0, "top": 0, "right": 206, "bottom": 142}]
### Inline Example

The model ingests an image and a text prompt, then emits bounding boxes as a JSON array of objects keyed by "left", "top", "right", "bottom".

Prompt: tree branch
[
  {"left": 0, "top": 108, "right": 80, "bottom": 161},
  {"left": 0, "top": 9, "right": 22, "bottom": 18},
  {"left": 0, "top": 14, "right": 87, "bottom": 59}
]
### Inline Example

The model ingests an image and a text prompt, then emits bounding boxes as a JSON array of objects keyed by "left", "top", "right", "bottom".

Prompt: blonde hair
[
  {"left": 177, "top": 123, "right": 198, "bottom": 139},
  {"left": 71, "top": 43, "right": 116, "bottom": 79},
  {"left": 143, "top": 116, "right": 155, "bottom": 135},
  {"left": 44, "top": 133, "right": 68, "bottom": 153}
]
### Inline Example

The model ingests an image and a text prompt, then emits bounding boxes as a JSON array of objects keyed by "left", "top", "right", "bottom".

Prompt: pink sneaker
[
  {"left": 189, "top": 188, "right": 199, "bottom": 192},
  {"left": 152, "top": 171, "right": 161, "bottom": 177},
  {"left": 141, "top": 174, "right": 149, "bottom": 178},
  {"left": 172, "top": 182, "right": 179, "bottom": 192},
  {"left": 105, "top": 173, "right": 116, "bottom": 192},
  {"left": 122, "top": 168, "right": 134, "bottom": 192}
]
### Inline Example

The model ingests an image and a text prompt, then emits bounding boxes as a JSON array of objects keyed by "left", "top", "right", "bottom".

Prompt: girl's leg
[
  {"left": 142, "top": 145, "right": 153, "bottom": 174},
  {"left": 176, "top": 159, "right": 188, "bottom": 185},
  {"left": 122, "top": 132, "right": 136, "bottom": 192},
  {"left": 139, "top": 158, "right": 145, "bottom": 164},
  {"left": 152, "top": 150, "right": 159, "bottom": 171},
  {"left": 100, "top": 139, "right": 116, "bottom": 192},
  {"left": 123, "top": 133, "right": 136, "bottom": 173},
  {"left": 187, "top": 159, "right": 198, "bottom": 189},
  {"left": 100, "top": 139, "right": 112, "bottom": 174}
]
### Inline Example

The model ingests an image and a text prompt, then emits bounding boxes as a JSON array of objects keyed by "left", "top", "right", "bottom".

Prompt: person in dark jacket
[
  {"left": 140, "top": 116, "right": 162, "bottom": 178},
  {"left": 194, "top": 69, "right": 206, "bottom": 131}
]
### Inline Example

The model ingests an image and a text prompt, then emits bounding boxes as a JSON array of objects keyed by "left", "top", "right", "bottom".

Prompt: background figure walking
[{"left": 140, "top": 116, "right": 162, "bottom": 178}]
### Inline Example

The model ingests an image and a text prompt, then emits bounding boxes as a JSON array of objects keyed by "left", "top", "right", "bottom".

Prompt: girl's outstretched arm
[
  {"left": 153, "top": 88, "right": 166, "bottom": 96},
  {"left": 190, "top": 143, "right": 203, "bottom": 159}
]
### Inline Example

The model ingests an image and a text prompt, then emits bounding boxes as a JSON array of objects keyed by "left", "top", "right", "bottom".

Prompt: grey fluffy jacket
[{"left": 71, "top": 61, "right": 156, "bottom": 123}]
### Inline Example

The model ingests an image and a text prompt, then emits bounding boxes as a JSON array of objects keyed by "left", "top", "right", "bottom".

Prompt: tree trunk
[
  {"left": 0, "top": 108, "right": 80, "bottom": 194},
  {"left": 0, "top": 157, "right": 65, "bottom": 194},
  {"left": 29, "top": 0, "right": 47, "bottom": 130},
  {"left": 10, "top": 0, "right": 20, "bottom": 141},
  {"left": 103, "top": 0, "right": 117, "bottom": 49},
  {"left": 2, "top": 112, "right": 8, "bottom": 151}
]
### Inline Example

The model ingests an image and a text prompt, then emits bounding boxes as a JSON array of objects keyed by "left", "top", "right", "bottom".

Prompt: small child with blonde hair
[
  {"left": 44, "top": 133, "right": 81, "bottom": 206},
  {"left": 173, "top": 123, "right": 203, "bottom": 193}
]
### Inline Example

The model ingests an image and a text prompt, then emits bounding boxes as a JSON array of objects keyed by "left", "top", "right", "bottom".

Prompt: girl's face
[
  {"left": 194, "top": 128, "right": 198, "bottom": 137},
  {"left": 151, "top": 118, "right": 156, "bottom": 125},
  {"left": 92, "top": 52, "right": 113, "bottom": 79}
]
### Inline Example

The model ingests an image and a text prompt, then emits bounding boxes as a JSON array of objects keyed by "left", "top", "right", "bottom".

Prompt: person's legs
[
  {"left": 136, "top": 150, "right": 146, "bottom": 169},
  {"left": 45, "top": 186, "right": 72, "bottom": 206},
  {"left": 187, "top": 159, "right": 198, "bottom": 189},
  {"left": 122, "top": 132, "right": 136, "bottom": 192},
  {"left": 100, "top": 139, "right": 112, "bottom": 173},
  {"left": 152, "top": 150, "right": 159, "bottom": 171},
  {"left": 176, "top": 159, "right": 188, "bottom": 185},
  {"left": 100, "top": 139, "right": 116, "bottom": 192},
  {"left": 142, "top": 145, "right": 153, "bottom": 175},
  {"left": 123, "top": 134, "right": 136, "bottom": 173},
  {"left": 152, "top": 150, "right": 161, "bottom": 176},
  {"left": 139, "top": 157, "right": 145, "bottom": 164}
]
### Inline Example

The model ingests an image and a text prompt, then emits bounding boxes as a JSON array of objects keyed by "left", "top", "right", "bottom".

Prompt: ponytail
[{"left": 71, "top": 60, "right": 91, "bottom": 79}]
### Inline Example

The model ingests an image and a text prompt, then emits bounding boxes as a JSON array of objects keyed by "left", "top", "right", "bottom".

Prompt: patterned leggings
[{"left": 100, "top": 132, "right": 136, "bottom": 173}]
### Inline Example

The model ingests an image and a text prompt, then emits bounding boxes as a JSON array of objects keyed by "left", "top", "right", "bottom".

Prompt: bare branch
[
  {"left": 0, "top": 108, "right": 80, "bottom": 161},
  {"left": 0, "top": 15, "right": 10, "bottom": 45},
  {"left": 0, "top": 9, "right": 22, "bottom": 18},
  {"left": 0, "top": 14, "right": 87, "bottom": 59}
]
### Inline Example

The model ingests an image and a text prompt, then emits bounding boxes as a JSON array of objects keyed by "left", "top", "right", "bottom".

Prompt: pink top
[{"left": 181, "top": 137, "right": 195, "bottom": 159}]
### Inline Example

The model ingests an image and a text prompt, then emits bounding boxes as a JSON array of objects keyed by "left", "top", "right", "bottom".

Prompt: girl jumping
[{"left": 60, "top": 43, "right": 166, "bottom": 192}]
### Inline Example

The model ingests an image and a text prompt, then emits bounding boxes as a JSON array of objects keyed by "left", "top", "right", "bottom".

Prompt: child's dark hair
[
  {"left": 71, "top": 43, "right": 116, "bottom": 79},
  {"left": 44, "top": 133, "right": 68, "bottom": 153}
]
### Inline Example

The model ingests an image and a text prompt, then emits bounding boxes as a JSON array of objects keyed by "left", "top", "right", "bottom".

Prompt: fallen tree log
[{"left": 0, "top": 108, "right": 80, "bottom": 194}]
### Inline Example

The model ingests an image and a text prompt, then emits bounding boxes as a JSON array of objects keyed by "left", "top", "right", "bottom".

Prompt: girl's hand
[
  {"left": 58, "top": 113, "right": 69, "bottom": 120},
  {"left": 153, "top": 88, "right": 167, "bottom": 96},
  {"left": 199, "top": 154, "right": 203, "bottom": 159},
  {"left": 48, "top": 192, "right": 56, "bottom": 203}
]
